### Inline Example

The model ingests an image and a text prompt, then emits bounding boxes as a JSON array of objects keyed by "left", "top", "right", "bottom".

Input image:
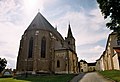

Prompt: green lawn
[
  {"left": 0, "top": 78, "right": 27, "bottom": 82},
  {"left": 99, "top": 70, "right": 120, "bottom": 82},
  {"left": 0, "top": 74, "right": 75, "bottom": 82}
]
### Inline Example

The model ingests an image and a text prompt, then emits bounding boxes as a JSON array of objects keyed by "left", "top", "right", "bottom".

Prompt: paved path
[
  {"left": 70, "top": 73, "right": 85, "bottom": 82},
  {"left": 79, "top": 72, "right": 113, "bottom": 82}
]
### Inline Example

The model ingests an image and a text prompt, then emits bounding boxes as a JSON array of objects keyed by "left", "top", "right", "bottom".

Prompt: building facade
[
  {"left": 78, "top": 60, "right": 96, "bottom": 72},
  {"left": 113, "top": 47, "right": 120, "bottom": 70},
  {"left": 96, "top": 32, "right": 120, "bottom": 71},
  {"left": 16, "top": 12, "right": 78, "bottom": 74},
  {"left": 79, "top": 60, "right": 88, "bottom": 72},
  {"left": 88, "top": 63, "right": 96, "bottom": 72}
]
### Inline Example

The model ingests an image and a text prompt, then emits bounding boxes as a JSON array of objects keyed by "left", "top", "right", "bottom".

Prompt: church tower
[{"left": 65, "top": 24, "right": 76, "bottom": 51}]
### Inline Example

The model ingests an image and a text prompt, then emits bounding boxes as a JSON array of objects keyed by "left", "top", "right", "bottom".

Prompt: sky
[{"left": 0, "top": 0, "right": 111, "bottom": 69}]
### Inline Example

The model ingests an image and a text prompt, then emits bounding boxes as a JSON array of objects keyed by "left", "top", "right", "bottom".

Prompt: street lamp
[
  {"left": 65, "top": 54, "right": 69, "bottom": 74},
  {"left": 25, "top": 59, "right": 28, "bottom": 77}
]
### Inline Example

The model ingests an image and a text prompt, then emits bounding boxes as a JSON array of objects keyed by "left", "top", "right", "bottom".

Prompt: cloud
[
  {"left": 77, "top": 45, "right": 104, "bottom": 62},
  {"left": 0, "top": 0, "right": 23, "bottom": 24},
  {"left": 51, "top": 7, "right": 109, "bottom": 45},
  {"left": 0, "top": 0, "right": 25, "bottom": 68},
  {"left": 0, "top": 22, "right": 25, "bottom": 68},
  {"left": 90, "top": 45, "right": 104, "bottom": 52}
]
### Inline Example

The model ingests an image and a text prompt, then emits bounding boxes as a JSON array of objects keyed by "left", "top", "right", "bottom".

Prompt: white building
[
  {"left": 96, "top": 32, "right": 120, "bottom": 71},
  {"left": 79, "top": 60, "right": 88, "bottom": 72}
]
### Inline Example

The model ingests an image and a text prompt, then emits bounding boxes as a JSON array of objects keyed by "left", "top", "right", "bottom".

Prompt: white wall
[
  {"left": 113, "top": 53, "right": 120, "bottom": 70},
  {"left": 100, "top": 57, "right": 105, "bottom": 71},
  {"left": 80, "top": 62, "right": 88, "bottom": 72}
]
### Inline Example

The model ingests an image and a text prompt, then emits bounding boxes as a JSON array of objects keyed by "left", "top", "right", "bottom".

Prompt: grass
[
  {"left": 0, "top": 78, "right": 26, "bottom": 82},
  {"left": 99, "top": 70, "right": 120, "bottom": 82},
  {"left": 0, "top": 74, "right": 75, "bottom": 82}
]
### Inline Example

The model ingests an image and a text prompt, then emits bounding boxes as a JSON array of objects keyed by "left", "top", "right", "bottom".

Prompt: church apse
[{"left": 16, "top": 12, "right": 78, "bottom": 74}]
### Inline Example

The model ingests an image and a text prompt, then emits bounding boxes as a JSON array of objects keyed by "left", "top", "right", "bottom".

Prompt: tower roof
[
  {"left": 26, "top": 12, "right": 63, "bottom": 40},
  {"left": 67, "top": 24, "right": 74, "bottom": 38}
]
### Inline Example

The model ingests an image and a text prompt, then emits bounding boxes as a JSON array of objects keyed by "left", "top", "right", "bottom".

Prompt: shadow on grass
[
  {"left": 70, "top": 73, "right": 86, "bottom": 82},
  {"left": 15, "top": 74, "right": 76, "bottom": 82},
  {"left": 99, "top": 70, "right": 120, "bottom": 82}
]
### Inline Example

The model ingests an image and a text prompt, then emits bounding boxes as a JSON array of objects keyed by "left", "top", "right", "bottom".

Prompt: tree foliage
[
  {"left": 97, "top": 0, "right": 120, "bottom": 38},
  {"left": 0, "top": 58, "right": 7, "bottom": 73}
]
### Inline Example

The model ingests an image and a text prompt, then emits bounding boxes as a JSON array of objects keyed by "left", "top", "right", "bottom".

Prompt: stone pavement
[{"left": 79, "top": 72, "right": 113, "bottom": 82}]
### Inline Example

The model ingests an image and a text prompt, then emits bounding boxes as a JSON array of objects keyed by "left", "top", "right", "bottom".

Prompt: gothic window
[
  {"left": 41, "top": 37, "right": 46, "bottom": 58},
  {"left": 57, "top": 60, "right": 60, "bottom": 68},
  {"left": 28, "top": 37, "right": 33, "bottom": 58}
]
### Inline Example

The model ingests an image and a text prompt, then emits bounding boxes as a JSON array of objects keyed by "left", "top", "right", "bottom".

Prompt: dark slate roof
[
  {"left": 67, "top": 24, "right": 74, "bottom": 39},
  {"left": 88, "top": 62, "right": 96, "bottom": 66},
  {"left": 79, "top": 60, "right": 87, "bottom": 64},
  {"left": 26, "top": 12, "right": 64, "bottom": 40}
]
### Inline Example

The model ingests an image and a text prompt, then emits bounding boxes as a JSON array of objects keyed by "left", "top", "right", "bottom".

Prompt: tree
[
  {"left": 0, "top": 58, "right": 7, "bottom": 73},
  {"left": 97, "top": 0, "right": 120, "bottom": 38}
]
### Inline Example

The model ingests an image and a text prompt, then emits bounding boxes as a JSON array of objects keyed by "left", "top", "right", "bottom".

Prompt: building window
[
  {"left": 117, "top": 39, "right": 120, "bottom": 45},
  {"left": 118, "top": 57, "right": 120, "bottom": 67},
  {"left": 68, "top": 41, "right": 70, "bottom": 45},
  {"left": 41, "top": 37, "right": 46, "bottom": 58},
  {"left": 57, "top": 60, "right": 60, "bottom": 68},
  {"left": 28, "top": 37, "right": 33, "bottom": 58}
]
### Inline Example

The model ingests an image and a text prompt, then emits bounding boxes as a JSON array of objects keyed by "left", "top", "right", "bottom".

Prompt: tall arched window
[
  {"left": 41, "top": 37, "right": 46, "bottom": 58},
  {"left": 57, "top": 60, "right": 60, "bottom": 68},
  {"left": 28, "top": 37, "right": 33, "bottom": 58}
]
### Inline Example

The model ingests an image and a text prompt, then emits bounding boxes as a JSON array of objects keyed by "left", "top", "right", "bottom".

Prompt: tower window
[
  {"left": 57, "top": 60, "right": 60, "bottom": 68},
  {"left": 28, "top": 37, "right": 33, "bottom": 58},
  {"left": 68, "top": 41, "right": 70, "bottom": 45},
  {"left": 41, "top": 37, "right": 46, "bottom": 58}
]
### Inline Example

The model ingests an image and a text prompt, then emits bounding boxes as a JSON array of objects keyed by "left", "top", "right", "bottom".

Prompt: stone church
[{"left": 16, "top": 12, "right": 78, "bottom": 74}]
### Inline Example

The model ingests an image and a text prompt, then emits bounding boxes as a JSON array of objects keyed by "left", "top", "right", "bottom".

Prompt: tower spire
[
  {"left": 38, "top": 9, "right": 40, "bottom": 12},
  {"left": 65, "top": 23, "right": 75, "bottom": 51},
  {"left": 67, "top": 23, "right": 74, "bottom": 38}
]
